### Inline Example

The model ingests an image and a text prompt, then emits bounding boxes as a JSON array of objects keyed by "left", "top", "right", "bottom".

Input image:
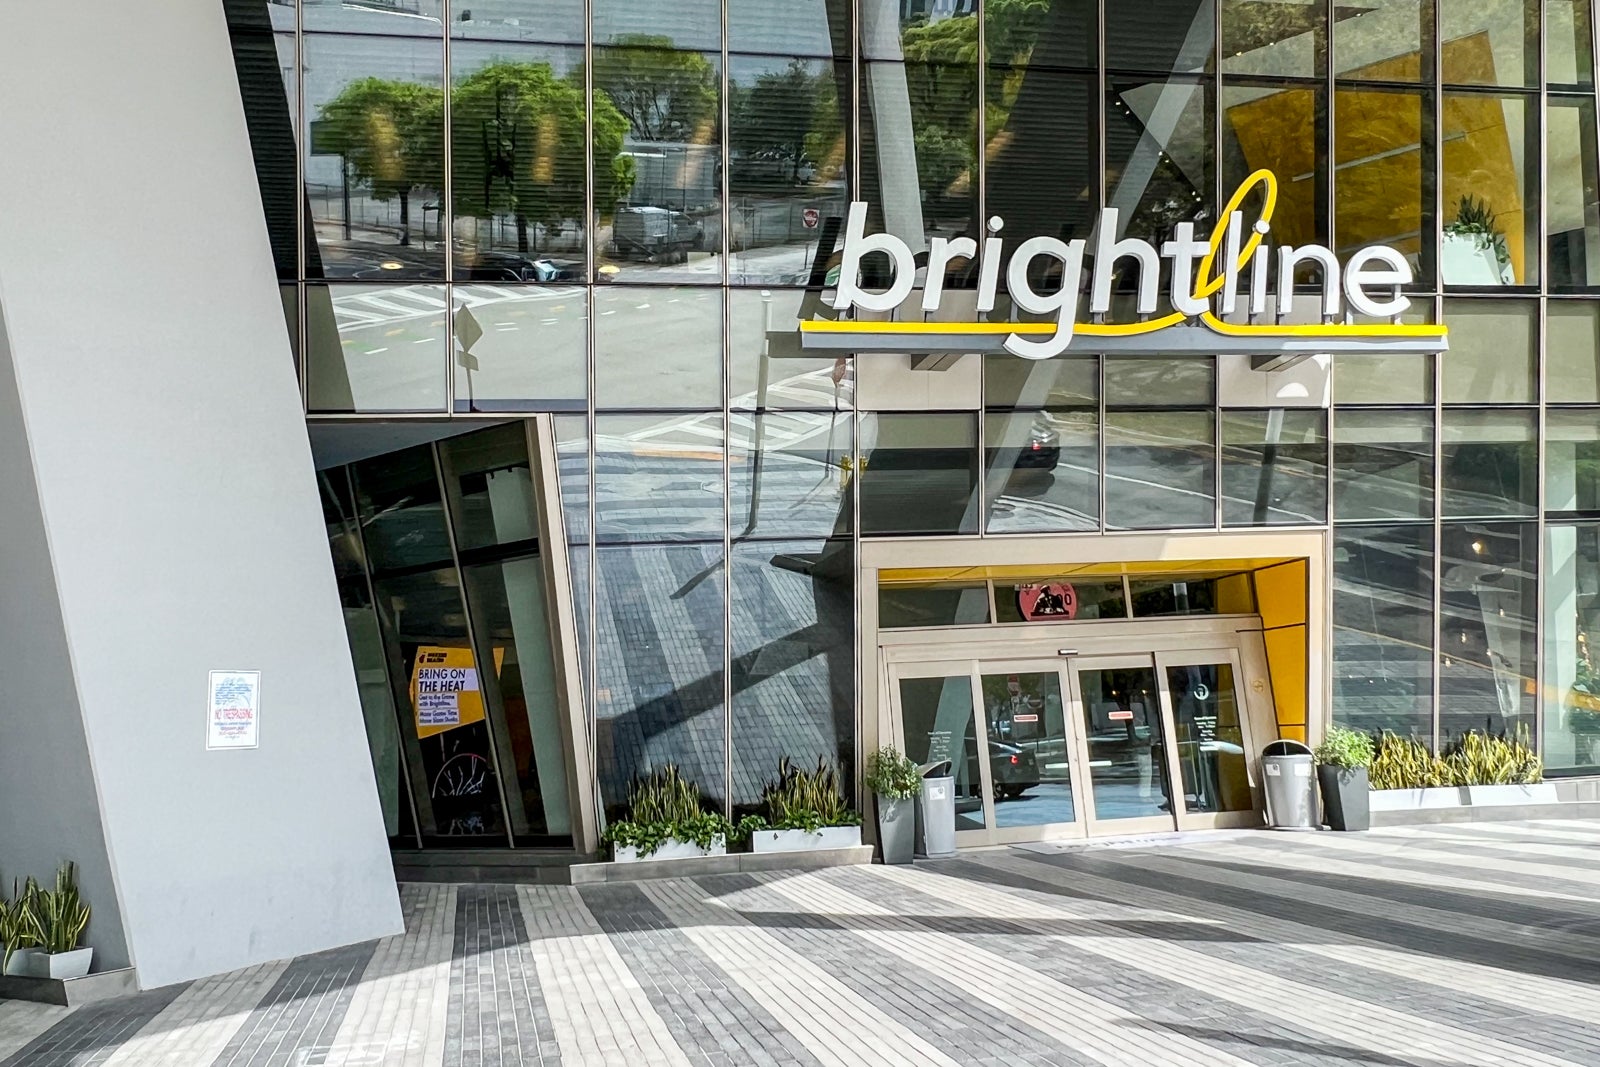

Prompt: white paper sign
[{"left": 207, "top": 670, "right": 260, "bottom": 750}]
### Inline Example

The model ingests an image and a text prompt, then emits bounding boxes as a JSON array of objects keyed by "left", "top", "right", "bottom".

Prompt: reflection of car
[
  {"left": 612, "top": 205, "right": 704, "bottom": 263},
  {"left": 1011, "top": 415, "right": 1061, "bottom": 471},
  {"left": 962, "top": 740, "right": 1041, "bottom": 802},
  {"left": 458, "top": 252, "right": 593, "bottom": 283}
]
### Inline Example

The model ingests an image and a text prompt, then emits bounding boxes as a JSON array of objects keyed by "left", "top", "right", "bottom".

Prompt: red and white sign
[
  {"left": 1014, "top": 713, "right": 1040, "bottom": 724},
  {"left": 1016, "top": 583, "right": 1077, "bottom": 622},
  {"left": 802, "top": 207, "right": 820, "bottom": 229},
  {"left": 1107, "top": 710, "right": 1135, "bottom": 722},
  {"left": 207, "top": 669, "right": 261, "bottom": 750}
]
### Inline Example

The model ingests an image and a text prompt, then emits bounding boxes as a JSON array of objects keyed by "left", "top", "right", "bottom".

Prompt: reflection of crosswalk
[
  {"left": 610, "top": 367, "right": 854, "bottom": 455},
  {"left": 331, "top": 284, "right": 582, "bottom": 329}
]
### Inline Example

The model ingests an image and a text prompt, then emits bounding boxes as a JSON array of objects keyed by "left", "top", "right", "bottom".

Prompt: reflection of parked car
[
  {"left": 458, "top": 252, "right": 592, "bottom": 283},
  {"left": 963, "top": 740, "right": 1040, "bottom": 802},
  {"left": 1011, "top": 415, "right": 1061, "bottom": 471},
  {"left": 612, "top": 205, "right": 704, "bottom": 263}
]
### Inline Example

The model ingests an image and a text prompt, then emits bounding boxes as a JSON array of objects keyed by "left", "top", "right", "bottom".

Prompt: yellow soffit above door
[{"left": 878, "top": 558, "right": 1300, "bottom": 584}]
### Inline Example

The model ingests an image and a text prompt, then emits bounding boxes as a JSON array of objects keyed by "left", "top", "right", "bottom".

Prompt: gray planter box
[
  {"left": 612, "top": 836, "right": 726, "bottom": 863},
  {"left": 876, "top": 795, "right": 915, "bottom": 865},
  {"left": 1317, "top": 765, "right": 1370, "bottom": 831},
  {"left": 750, "top": 827, "right": 862, "bottom": 853},
  {"left": 1370, "top": 783, "right": 1558, "bottom": 811},
  {"left": 1464, "top": 783, "right": 1558, "bottom": 806},
  {"left": 13, "top": 947, "right": 92, "bottom": 980},
  {"left": 1369, "top": 787, "right": 1463, "bottom": 811}
]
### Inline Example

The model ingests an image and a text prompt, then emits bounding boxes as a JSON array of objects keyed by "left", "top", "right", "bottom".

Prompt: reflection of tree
[
  {"left": 451, "top": 62, "right": 633, "bottom": 252},
  {"left": 317, "top": 77, "right": 444, "bottom": 246},
  {"left": 729, "top": 61, "right": 840, "bottom": 185},
  {"left": 591, "top": 35, "right": 718, "bottom": 142}
]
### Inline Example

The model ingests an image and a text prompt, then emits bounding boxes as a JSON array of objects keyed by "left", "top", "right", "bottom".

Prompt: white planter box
[
  {"left": 612, "top": 836, "right": 725, "bottom": 863},
  {"left": 3, "top": 949, "right": 37, "bottom": 977},
  {"left": 18, "top": 947, "right": 93, "bottom": 980},
  {"left": 1441, "top": 232, "right": 1512, "bottom": 285},
  {"left": 1464, "top": 783, "right": 1559, "bottom": 807},
  {"left": 750, "top": 826, "right": 862, "bottom": 853},
  {"left": 1369, "top": 787, "right": 1465, "bottom": 811}
]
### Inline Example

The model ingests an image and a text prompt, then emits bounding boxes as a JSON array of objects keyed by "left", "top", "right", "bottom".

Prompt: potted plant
[
  {"left": 748, "top": 757, "right": 863, "bottom": 853},
  {"left": 1313, "top": 726, "right": 1373, "bottom": 831},
  {"left": 602, "top": 765, "right": 732, "bottom": 862},
  {"left": 0, "top": 878, "right": 39, "bottom": 977},
  {"left": 1442, "top": 194, "right": 1514, "bottom": 285},
  {"left": 866, "top": 747, "right": 921, "bottom": 865},
  {"left": 16, "top": 863, "right": 92, "bottom": 980}
]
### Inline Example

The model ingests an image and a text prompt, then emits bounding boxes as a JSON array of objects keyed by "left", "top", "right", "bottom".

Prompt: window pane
[
  {"left": 729, "top": 57, "right": 849, "bottom": 285},
  {"left": 729, "top": 289, "right": 852, "bottom": 406},
  {"left": 1106, "top": 0, "right": 1213, "bottom": 73},
  {"left": 303, "top": 34, "right": 445, "bottom": 279},
  {"left": 1222, "top": 409, "right": 1328, "bottom": 526},
  {"left": 985, "top": 355, "right": 1097, "bottom": 409},
  {"left": 1334, "top": 86, "right": 1430, "bottom": 287},
  {"left": 730, "top": 538, "right": 854, "bottom": 810},
  {"left": 1547, "top": 410, "right": 1600, "bottom": 513},
  {"left": 994, "top": 579, "right": 1127, "bottom": 623},
  {"left": 860, "top": 413, "right": 980, "bottom": 536},
  {"left": 1332, "top": 408, "right": 1434, "bottom": 522},
  {"left": 1440, "top": 0, "right": 1537, "bottom": 87},
  {"left": 439, "top": 423, "right": 539, "bottom": 553},
  {"left": 594, "top": 0, "right": 721, "bottom": 50},
  {"left": 1548, "top": 302, "right": 1600, "bottom": 402},
  {"left": 1548, "top": 97, "right": 1600, "bottom": 289},
  {"left": 730, "top": 0, "right": 843, "bottom": 56},
  {"left": 878, "top": 582, "right": 990, "bottom": 629},
  {"left": 452, "top": 286, "right": 586, "bottom": 411},
  {"left": 1438, "top": 522, "right": 1536, "bottom": 744},
  {"left": 1332, "top": 524, "right": 1435, "bottom": 740},
  {"left": 1104, "top": 357, "right": 1214, "bottom": 406},
  {"left": 1105, "top": 411, "right": 1216, "bottom": 529},
  {"left": 594, "top": 413, "right": 725, "bottom": 541},
  {"left": 1105, "top": 77, "right": 1214, "bottom": 246},
  {"left": 594, "top": 542, "right": 726, "bottom": 815},
  {"left": 352, "top": 445, "right": 453, "bottom": 571},
  {"left": 1544, "top": 524, "right": 1600, "bottom": 773},
  {"left": 988, "top": 0, "right": 1094, "bottom": 70},
  {"left": 592, "top": 45, "right": 722, "bottom": 283},
  {"left": 306, "top": 284, "right": 450, "bottom": 412},
  {"left": 595, "top": 286, "right": 723, "bottom": 408},
  {"left": 452, "top": 0, "right": 585, "bottom": 45},
  {"left": 1333, "top": 0, "right": 1429, "bottom": 81},
  {"left": 896, "top": 676, "right": 986, "bottom": 831},
  {"left": 450, "top": 45, "right": 589, "bottom": 278},
  {"left": 1440, "top": 298, "right": 1535, "bottom": 403},
  {"left": 987, "top": 68, "right": 1098, "bottom": 255},
  {"left": 984, "top": 409, "right": 1099, "bottom": 533},
  {"left": 1130, "top": 576, "right": 1239, "bottom": 616},
  {"left": 304, "top": 0, "right": 442, "bottom": 35},
  {"left": 1547, "top": 0, "right": 1597, "bottom": 88},
  {"left": 1333, "top": 353, "right": 1433, "bottom": 405},
  {"left": 1221, "top": 83, "right": 1327, "bottom": 251},
  {"left": 1441, "top": 409, "right": 1537, "bottom": 518},
  {"left": 1441, "top": 93, "right": 1536, "bottom": 287},
  {"left": 1222, "top": 0, "right": 1326, "bottom": 80},
  {"left": 730, "top": 411, "right": 853, "bottom": 538}
]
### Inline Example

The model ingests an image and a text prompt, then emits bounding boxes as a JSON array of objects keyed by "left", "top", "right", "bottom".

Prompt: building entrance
[{"left": 887, "top": 628, "right": 1266, "bottom": 846}]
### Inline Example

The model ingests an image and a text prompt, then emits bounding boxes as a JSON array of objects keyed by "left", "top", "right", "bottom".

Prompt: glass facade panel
[
  {"left": 1438, "top": 522, "right": 1536, "bottom": 744},
  {"left": 1334, "top": 86, "right": 1430, "bottom": 286},
  {"left": 1549, "top": 96, "right": 1600, "bottom": 289},
  {"left": 1548, "top": 302, "right": 1600, "bottom": 402},
  {"left": 1223, "top": 0, "right": 1326, "bottom": 80},
  {"left": 984, "top": 355, "right": 1097, "bottom": 409},
  {"left": 1105, "top": 76, "right": 1213, "bottom": 249},
  {"left": 897, "top": 676, "right": 986, "bottom": 831},
  {"left": 1441, "top": 92, "right": 1536, "bottom": 287},
  {"left": 1104, "top": 357, "right": 1213, "bottom": 407},
  {"left": 1439, "top": 298, "right": 1536, "bottom": 404},
  {"left": 730, "top": 538, "right": 854, "bottom": 809},
  {"left": 1105, "top": 411, "right": 1215, "bottom": 530},
  {"left": 1333, "top": 353, "right": 1434, "bottom": 405},
  {"left": 1076, "top": 664, "right": 1172, "bottom": 819},
  {"left": 1333, "top": 524, "right": 1435, "bottom": 740},
  {"left": 1548, "top": 409, "right": 1600, "bottom": 515},
  {"left": 1221, "top": 83, "right": 1326, "bottom": 251},
  {"left": 1332, "top": 408, "right": 1434, "bottom": 522},
  {"left": 440, "top": 422, "right": 541, "bottom": 552},
  {"left": 1333, "top": 1, "right": 1428, "bottom": 82},
  {"left": 1439, "top": 1, "right": 1538, "bottom": 88},
  {"left": 729, "top": 288, "right": 854, "bottom": 405},
  {"left": 994, "top": 579, "right": 1128, "bottom": 623},
  {"left": 987, "top": 68, "right": 1098, "bottom": 254},
  {"left": 1221, "top": 409, "right": 1328, "bottom": 526},
  {"left": 1130, "top": 576, "right": 1235, "bottom": 617},
  {"left": 1548, "top": 0, "right": 1597, "bottom": 88},
  {"left": 593, "top": 0, "right": 722, "bottom": 51},
  {"left": 1165, "top": 662, "right": 1251, "bottom": 814},
  {"left": 451, "top": 0, "right": 586, "bottom": 45},
  {"left": 1544, "top": 524, "right": 1600, "bottom": 774},
  {"left": 594, "top": 286, "right": 723, "bottom": 408},
  {"left": 860, "top": 413, "right": 980, "bottom": 536},
  {"left": 980, "top": 670, "right": 1076, "bottom": 827},
  {"left": 984, "top": 409, "right": 1099, "bottom": 534},
  {"left": 306, "top": 284, "right": 450, "bottom": 412},
  {"left": 452, "top": 287, "right": 585, "bottom": 411},
  {"left": 1441, "top": 408, "right": 1537, "bottom": 518},
  {"left": 303, "top": 0, "right": 442, "bottom": 36},
  {"left": 594, "top": 413, "right": 726, "bottom": 541},
  {"left": 878, "top": 582, "right": 990, "bottom": 629},
  {"left": 730, "top": 411, "right": 853, "bottom": 539},
  {"left": 1106, "top": 2, "right": 1212, "bottom": 74},
  {"left": 729, "top": 0, "right": 842, "bottom": 57}
]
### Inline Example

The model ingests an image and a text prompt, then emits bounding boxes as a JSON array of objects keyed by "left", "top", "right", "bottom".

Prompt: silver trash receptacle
[
  {"left": 914, "top": 760, "right": 957, "bottom": 859},
  {"left": 1260, "top": 739, "right": 1318, "bottom": 830}
]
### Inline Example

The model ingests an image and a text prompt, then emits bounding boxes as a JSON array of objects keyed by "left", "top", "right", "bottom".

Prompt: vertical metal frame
[
  {"left": 719, "top": 0, "right": 735, "bottom": 818},
  {"left": 294, "top": 5, "right": 308, "bottom": 414},
  {"left": 582, "top": 0, "right": 602, "bottom": 831},
  {"left": 442, "top": 0, "right": 457, "bottom": 413},
  {"left": 849, "top": 0, "right": 866, "bottom": 808}
]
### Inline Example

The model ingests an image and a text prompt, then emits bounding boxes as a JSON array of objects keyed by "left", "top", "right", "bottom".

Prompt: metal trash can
[
  {"left": 1260, "top": 739, "right": 1318, "bottom": 830},
  {"left": 914, "top": 760, "right": 957, "bottom": 859}
]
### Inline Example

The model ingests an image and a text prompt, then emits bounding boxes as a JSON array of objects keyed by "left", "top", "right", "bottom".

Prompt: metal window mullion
[
  {"left": 849, "top": 0, "right": 865, "bottom": 808},
  {"left": 1432, "top": 291, "right": 1444, "bottom": 752},
  {"left": 296, "top": 5, "right": 308, "bottom": 415},
  {"left": 583, "top": 0, "right": 602, "bottom": 834},
  {"left": 1536, "top": 4, "right": 1551, "bottom": 756},
  {"left": 442, "top": 0, "right": 456, "bottom": 414},
  {"left": 1325, "top": 0, "right": 1337, "bottom": 252},
  {"left": 720, "top": 0, "right": 733, "bottom": 819},
  {"left": 975, "top": 0, "right": 987, "bottom": 539}
]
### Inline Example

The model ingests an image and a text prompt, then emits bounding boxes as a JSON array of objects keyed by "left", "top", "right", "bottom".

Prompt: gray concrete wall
[{"left": 0, "top": 2, "right": 402, "bottom": 987}]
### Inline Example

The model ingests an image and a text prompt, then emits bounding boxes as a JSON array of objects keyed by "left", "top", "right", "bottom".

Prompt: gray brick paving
[{"left": 5, "top": 822, "right": 1600, "bottom": 1066}]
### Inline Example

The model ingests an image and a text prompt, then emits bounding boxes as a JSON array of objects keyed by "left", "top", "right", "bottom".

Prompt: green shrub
[
  {"left": 0, "top": 878, "right": 39, "bottom": 973},
  {"left": 14, "top": 864, "right": 89, "bottom": 956},
  {"left": 758, "top": 757, "right": 861, "bottom": 833},
  {"left": 1367, "top": 727, "right": 1543, "bottom": 790},
  {"left": 1314, "top": 726, "right": 1374, "bottom": 769},
  {"left": 1368, "top": 733, "right": 1449, "bottom": 790},
  {"left": 602, "top": 765, "right": 729, "bottom": 858},
  {"left": 865, "top": 747, "right": 922, "bottom": 800}
]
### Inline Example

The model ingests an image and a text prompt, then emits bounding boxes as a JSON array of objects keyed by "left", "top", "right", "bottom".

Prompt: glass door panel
[
  {"left": 1073, "top": 658, "right": 1179, "bottom": 829},
  {"left": 978, "top": 668, "right": 1077, "bottom": 829},
  {"left": 1159, "top": 653, "right": 1256, "bottom": 820},
  {"left": 896, "top": 674, "right": 988, "bottom": 831}
]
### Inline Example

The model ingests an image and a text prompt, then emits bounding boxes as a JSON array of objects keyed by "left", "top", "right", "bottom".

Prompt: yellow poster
[{"left": 411, "top": 646, "right": 497, "bottom": 739}]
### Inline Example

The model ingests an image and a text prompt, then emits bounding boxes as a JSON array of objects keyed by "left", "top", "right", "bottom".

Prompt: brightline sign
[{"left": 800, "top": 170, "right": 1448, "bottom": 360}]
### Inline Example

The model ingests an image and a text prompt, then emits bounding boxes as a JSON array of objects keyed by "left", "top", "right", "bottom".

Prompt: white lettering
[
  {"left": 922, "top": 236, "right": 978, "bottom": 312},
  {"left": 1277, "top": 244, "right": 1342, "bottom": 317},
  {"left": 1090, "top": 208, "right": 1159, "bottom": 315},
  {"left": 1004, "top": 237, "right": 1087, "bottom": 360},
  {"left": 831, "top": 202, "right": 915, "bottom": 313},
  {"left": 1343, "top": 245, "right": 1413, "bottom": 318},
  {"left": 1161, "top": 223, "right": 1211, "bottom": 316}
]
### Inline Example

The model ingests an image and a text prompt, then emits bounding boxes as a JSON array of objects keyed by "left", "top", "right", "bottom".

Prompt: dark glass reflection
[
  {"left": 1332, "top": 408, "right": 1434, "bottom": 522},
  {"left": 1076, "top": 665, "right": 1172, "bottom": 821},
  {"left": 730, "top": 539, "right": 854, "bottom": 809},
  {"left": 1105, "top": 77, "right": 1214, "bottom": 250},
  {"left": 1106, "top": 0, "right": 1213, "bottom": 73},
  {"left": 1441, "top": 409, "right": 1537, "bottom": 518},
  {"left": 1332, "top": 524, "right": 1435, "bottom": 740},
  {"left": 1544, "top": 524, "right": 1600, "bottom": 773},
  {"left": 1166, "top": 662, "right": 1252, "bottom": 814},
  {"left": 1222, "top": 409, "right": 1328, "bottom": 526},
  {"left": 1130, "top": 577, "right": 1236, "bottom": 617},
  {"left": 879, "top": 583, "right": 991, "bottom": 629},
  {"left": 1548, "top": 97, "right": 1600, "bottom": 289},
  {"left": 1438, "top": 522, "right": 1537, "bottom": 744},
  {"left": 898, "top": 676, "right": 986, "bottom": 832},
  {"left": 860, "top": 413, "right": 981, "bottom": 536}
]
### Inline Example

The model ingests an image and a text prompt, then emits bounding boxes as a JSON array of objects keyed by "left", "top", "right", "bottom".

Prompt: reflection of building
[{"left": 5, "top": 0, "right": 1600, "bottom": 996}]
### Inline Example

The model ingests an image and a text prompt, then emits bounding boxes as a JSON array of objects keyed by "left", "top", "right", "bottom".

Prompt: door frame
[
  {"left": 1155, "top": 646, "right": 1261, "bottom": 831},
  {"left": 972, "top": 658, "right": 1092, "bottom": 845},
  {"left": 1067, "top": 652, "right": 1188, "bottom": 837}
]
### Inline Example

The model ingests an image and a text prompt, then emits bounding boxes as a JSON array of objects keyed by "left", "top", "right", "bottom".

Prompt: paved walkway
[{"left": 4, "top": 820, "right": 1600, "bottom": 1066}]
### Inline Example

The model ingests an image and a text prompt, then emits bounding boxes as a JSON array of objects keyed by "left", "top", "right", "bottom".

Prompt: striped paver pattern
[{"left": 5, "top": 820, "right": 1600, "bottom": 1066}]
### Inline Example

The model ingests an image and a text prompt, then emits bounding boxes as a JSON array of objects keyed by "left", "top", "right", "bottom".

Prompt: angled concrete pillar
[{"left": 0, "top": 2, "right": 402, "bottom": 988}]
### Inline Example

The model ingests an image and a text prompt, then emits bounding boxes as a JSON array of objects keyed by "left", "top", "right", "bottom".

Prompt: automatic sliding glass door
[{"left": 1069, "top": 655, "right": 1182, "bottom": 835}]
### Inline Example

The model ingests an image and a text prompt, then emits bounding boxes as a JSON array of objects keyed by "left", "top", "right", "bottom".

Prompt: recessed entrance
[{"left": 889, "top": 632, "right": 1262, "bottom": 845}]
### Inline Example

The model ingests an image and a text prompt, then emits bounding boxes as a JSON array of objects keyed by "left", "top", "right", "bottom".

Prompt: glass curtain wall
[{"left": 237, "top": 0, "right": 1600, "bottom": 792}]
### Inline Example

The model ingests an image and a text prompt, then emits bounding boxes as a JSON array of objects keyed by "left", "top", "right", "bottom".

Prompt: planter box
[
  {"left": 1369, "top": 787, "right": 1465, "bottom": 811},
  {"left": 3, "top": 949, "right": 37, "bottom": 978},
  {"left": 1465, "top": 783, "right": 1558, "bottom": 807},
  {"left": 16, "top": 948, "right": 92, "bottom": 981},
  {"left": 612, "top": 836, "right": 726, "bottom": 863},
  {"left": 876, "top": 795, "right": 915, "bottom": 865},
  {"left": 1317, "top": 765, "right": 1370, "bottom": 831},
  {"left": 751, "top": 826, "right": 863, "bottom": 853}
]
